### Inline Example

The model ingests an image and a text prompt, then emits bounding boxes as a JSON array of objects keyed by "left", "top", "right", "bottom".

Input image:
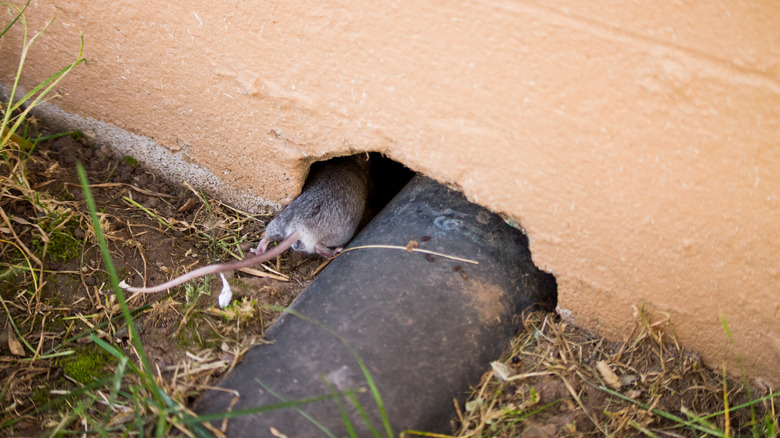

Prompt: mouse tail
[{"left": 121, "top": 232, "right": 301, "bottom": 294}]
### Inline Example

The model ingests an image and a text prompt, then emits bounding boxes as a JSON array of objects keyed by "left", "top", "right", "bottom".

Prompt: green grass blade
[
  {"left": 322, "top": 379, "right": 358, "bottom": 438},
  {"left": 2, "top": 26, "right": 85, "bottom": 149},
  {"left": 343, "top": 387, "right": 382, "bottom": 437},
  {"left": 155, "top": 411, "right": 166, "bottom": 438},
  {"left": 720, "top": 314, "right": 758, "bottom": 437},
  {"left": 682, "top": 406, "right": 724, "bottom": 436},
  {"left": 40, "top": 302, "right": 154, "bottom": 356},
  {"left": 7, "top": 23, "right": 85, "bottom": 112},
  {"left": 493, "top": 398, "right": 566, "bottom": 436},
  {"left": 0, "top": 376, "right": 113, "bottom": 432},
  {"left": 11, "top": 51, "right": 87, "bottom": 115},
  {"left": 18, "top": 350, "right": 75, "bottom": 362},
  {"left": 123, "top": 196, "right": 177, "bottom": 230},
  {"left": 698, "top": 392, "right": 780, "bottom": 421},
  {"left": 278, "top": 306, "right": 395, "bottom": 437},
  {"left": 89, "top": 334, "right": 146, "bottom": 380},
  {"left": 0, "top": 1, "right": 29, "bottom": 38},
  {"left": 599, "top": 385, "right": 725, "bottom": 436},
  {"left": 103, "top": 355, "right": 128, "bottom": 425},
  {"left": 77, "top": 163, "right": 166, "bottom": 408},
  {"left": 130, "top": 386, "right": 146, "bottom": 438},
  {"left": 0, "top": 1, "right": 28, "bottom": 138},
  {"left": 89, "top": 333, "right": 127, "bottom": 360},
  {"left": 259, "top": 379, "right": 339, "bottom": 438},
  {"left": 89, "top": 334, "right": 126, "bottom": 360},
  {"left": 182, "top": 392, "right": 358, "bottom": 424},
  {"left": 34, "top": 130, "right": 83, "bottom": 143},
  {"left": 3, "top": 51, "right": 86, "bottom": 146},
  {"left": 0, "top": 294, "right": 36, "bottom": 354},
  {"left": 629, "top": 421, "right": 662, "bottom": 438}
]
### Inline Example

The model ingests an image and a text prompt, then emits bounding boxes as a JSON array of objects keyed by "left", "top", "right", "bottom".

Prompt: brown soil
[
  {"left": 451, "top": 312, "right": 778, "bottom": 437},
  {"left": 0, "top": 133, "right": 321, "bottom": 435}
]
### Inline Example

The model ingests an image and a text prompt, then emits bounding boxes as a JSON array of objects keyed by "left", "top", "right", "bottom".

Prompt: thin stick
[
  {"left": 339, "top": 244, "right": 479, "bottom": 265},
  {"left": 63, "top": 182, "right": 175, "bottom": 198}
]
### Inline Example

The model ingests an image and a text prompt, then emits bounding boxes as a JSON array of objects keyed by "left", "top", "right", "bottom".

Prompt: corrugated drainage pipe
[{"left": 195, "top": 175, "right": 557, "bottom": 436}]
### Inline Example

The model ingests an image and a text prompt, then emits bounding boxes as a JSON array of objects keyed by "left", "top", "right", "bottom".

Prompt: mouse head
[{"left": 258, "top": 220, "right": 318, "bottom": 255}]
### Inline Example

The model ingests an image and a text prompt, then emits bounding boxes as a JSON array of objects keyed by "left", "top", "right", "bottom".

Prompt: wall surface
[{"left": 1, "top": 0, "right": 778, "bottom": 384}]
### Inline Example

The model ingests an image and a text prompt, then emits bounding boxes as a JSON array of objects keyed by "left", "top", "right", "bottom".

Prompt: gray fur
[{"left": 257, "top": 155, "right": 369, "bottom": 257}]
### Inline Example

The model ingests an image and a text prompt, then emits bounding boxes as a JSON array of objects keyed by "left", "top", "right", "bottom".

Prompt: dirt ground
[
  {"left": 0, "top": 131, "right": 777, "bottom": 437},
  {"left": 1, "top": 132, "right": 322, "bottom": 435},
  {"left": 449, "top": 311, "right": 778, "bottom": 437}
]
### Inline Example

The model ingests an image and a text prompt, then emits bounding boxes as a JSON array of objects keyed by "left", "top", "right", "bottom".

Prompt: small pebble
[{"left": 144, "top": 197, "right": 160, "bottom": 209}]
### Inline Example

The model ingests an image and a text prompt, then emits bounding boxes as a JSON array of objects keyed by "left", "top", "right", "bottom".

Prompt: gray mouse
[
  {"left": 255, "top": 155, "right": 368, "bottom": 258},
  {"left": 122, "top": 155, "right": 369, "bottom": 294}
]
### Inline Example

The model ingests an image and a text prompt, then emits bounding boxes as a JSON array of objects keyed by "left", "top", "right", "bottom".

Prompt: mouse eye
[{"left": 292, "top": 240, "right": 305, "bottom": 251}]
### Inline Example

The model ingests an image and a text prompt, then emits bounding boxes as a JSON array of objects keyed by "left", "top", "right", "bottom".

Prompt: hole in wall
[
  {"left": 530, "top": 268, "right": 558, "bottom": 314},
  {"left": 303, "top": 152, "right": 557, "bottom": 311},
  {"left": 366, "top": 152, "right": 416, "bottom": 217}
]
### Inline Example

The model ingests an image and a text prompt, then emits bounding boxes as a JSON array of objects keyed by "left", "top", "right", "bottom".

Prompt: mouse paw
[
  {"left": 315, "top": 243, "right": 342, "bottom": 259},
  {"left": 252, "top": 238, "right": 271, "bottom": 255}
]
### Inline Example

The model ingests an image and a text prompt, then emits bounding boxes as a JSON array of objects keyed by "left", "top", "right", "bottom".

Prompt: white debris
[{"left": 218, "top": 273, "right": 232, "bottom": 308}]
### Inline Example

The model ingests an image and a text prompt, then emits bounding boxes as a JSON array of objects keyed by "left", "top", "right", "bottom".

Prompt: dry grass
[
  {"left": 447, "top": 309, "right": 778, "bottom": 437},
  {"left": 0, "top": 128, "right": 319, "bottom": 435}
]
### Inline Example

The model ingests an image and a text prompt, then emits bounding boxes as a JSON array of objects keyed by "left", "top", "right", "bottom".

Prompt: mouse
[
  {"left": 255, "top": 155, "right": 369, "bottom": 258},
  {"left": 121, "top": 155, "right": 369, "bottom": 294}
]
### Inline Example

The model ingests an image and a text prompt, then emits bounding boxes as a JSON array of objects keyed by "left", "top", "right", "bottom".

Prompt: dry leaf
[
  {"left": 626, "top": 389, "right": 642, "bottom": 399},
  {"left": 220, "top": 350, "right": 236, "bottom": 362},
  {"left": 7, "top": 325, "right": 25, "bottom": 357},
  {"left": 596, "top": 360, "right": 621, "bottom": 389},
  {"left": 270, "top": 427, "right": 289, "bottom": 438},
  {"left": 620, "top": 374, "right": 638, "bottom": 386},
  {"left": 465, "top": 398, "right": 483, "bottom": 413},
  {"left": 491, "top": 361, "right": 515, "bottom": 381},
  {"left": 406, "top": 240, "right": 419, "bottom": 252},
  {"left": 178, "top": 197, "right": 198, "bottom": 213},
  {"left": 237, "top": 267, "right": 289, "bottom": 281},
  {"left": 44, "top": 162, "right": 61, "bottom": 178}
]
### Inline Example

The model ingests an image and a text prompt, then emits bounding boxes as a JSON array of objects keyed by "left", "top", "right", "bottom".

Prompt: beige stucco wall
[{"left": 2, "top": 1, "right": 778, "bottom": 384}]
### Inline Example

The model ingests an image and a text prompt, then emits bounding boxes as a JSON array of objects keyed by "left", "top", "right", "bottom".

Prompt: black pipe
[{"left": 195, "top": 175, "right": 556, "bottom": 436}]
